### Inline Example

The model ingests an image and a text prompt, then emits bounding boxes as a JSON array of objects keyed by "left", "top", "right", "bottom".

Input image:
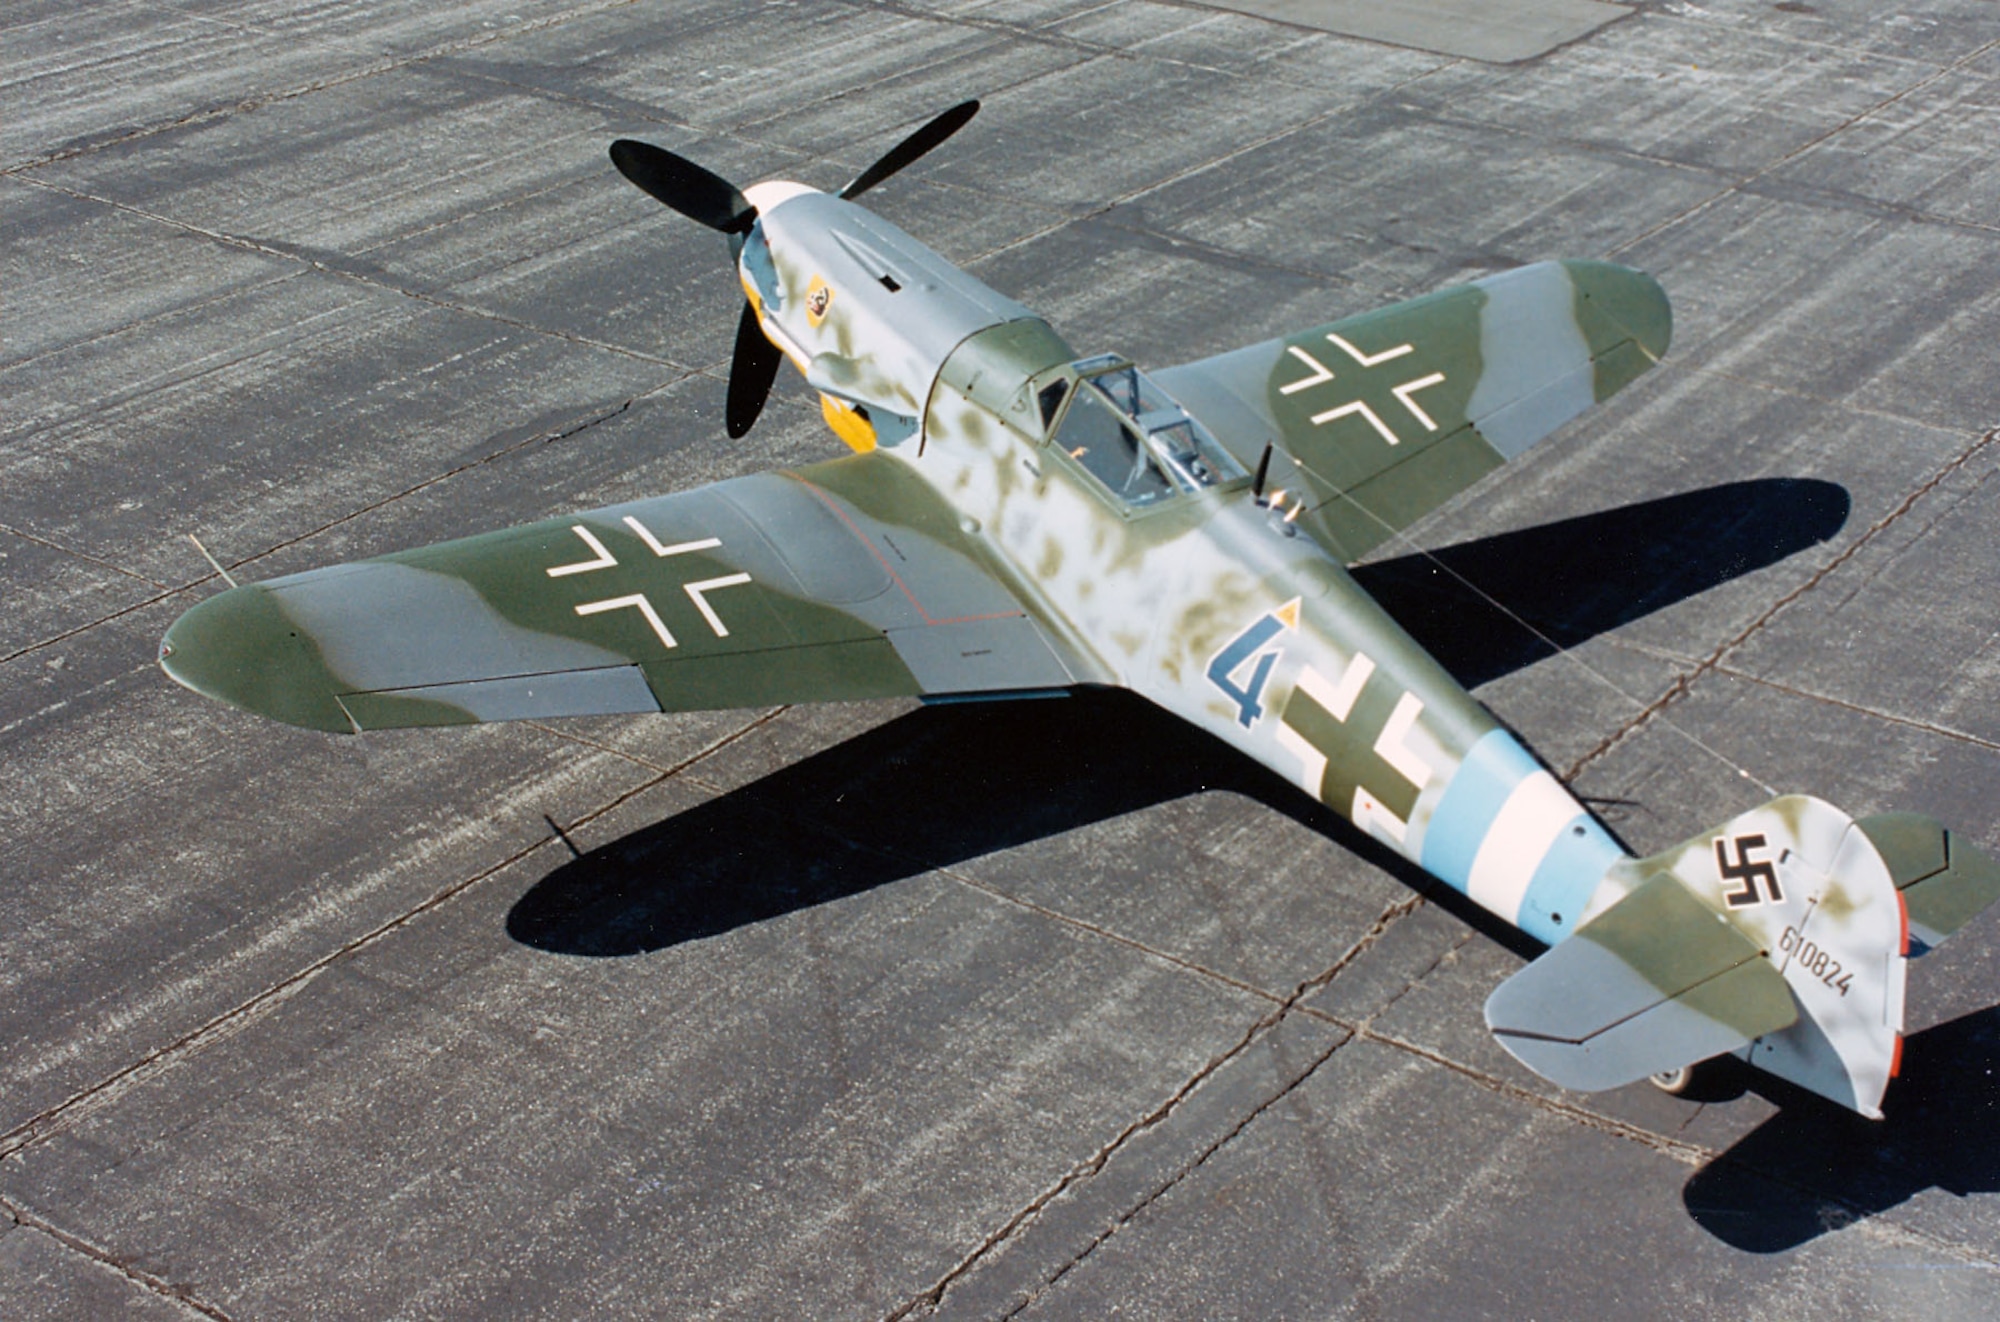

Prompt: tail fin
[{"left": 1487, "top": 796, "right": 1998, "bottom": 1119}]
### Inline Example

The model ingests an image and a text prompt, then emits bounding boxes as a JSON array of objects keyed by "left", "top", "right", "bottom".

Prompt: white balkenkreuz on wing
[
  {"left": 550, "top": 513, "right": 755, "bottom": 643},
  {"left": 1277, "top": 332, "right": 1448, "bottom": 447}
]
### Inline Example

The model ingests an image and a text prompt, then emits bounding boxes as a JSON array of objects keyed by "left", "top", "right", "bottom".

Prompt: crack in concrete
[
  {"left": 1672, "top": 357, "right": 1982, "bottom": 434},
  {"left": 521, "top": 712, "right": 783, "bottom": 777},
  {"left": 1073, "top": 209, "right": 1359, "bottom": 290},
  {"left": 968, "top": 53, "right": 1466, "bottom": 272},
  {"left": 1343, "top": 1021, "right": 1710, "bottom": 1165},
  {"left": 0, "top": 1192, "right": 233, "bottom": 1320},
  {"left": 14, "top": 175, "right": 691, "bottom": 371},
  {"left": 0, "top": 241, "right": 310, "bottom": 378},
  {"left": 1001, "top": 1023, "right": 1356, "bottom": 1319},
  {"left": 0, "top": 707, "right": 781, "bottom": 1163},
  {"left": 1330, "top": 1021, "right": 1999, "bottom": 1269},
  {"left": 1359, "top": 930, "right": 1474, "bottom": 1024},
  {"left": 844, "top": 0, "right": 1467, "bottom": 97},
  {"left": 1408, "top": 98, "right": 2000, "bottom": 245},
  {"left": 0, "top": 387, "right": 668, "bottom": 668},
  {"left": 884, "top": 894, "right": 1424, "bottom": 1321},
  {"left": 1653, "top": 3, "right": 1952, "bottom": 70},
  {"left": 1607, "top": 34, "right": 2000, "bottom": 259},
  {"left": 717, "top": 784, "right": 1294, "bottom": 1003},
  {"left": 844, "top": 0, "right": 1282, "bottom": 77},
  {"left": 0, "top": 522, "right": 171, "bottom": 589},
  {"left": 137, "top": 0, "right": 415, "bottom": 63},
  {"left": 1564, "top": 423, "right": 2000, "bottom": 781},
  {"left": 520, "top": 717, "right": 1301, "bottom": 1011},
  {"left": 933, "top": 863, "right": 1286, "bottom": 1007},
  {"left": 0, "top": 0, "right": 646, "bottom": 177}
]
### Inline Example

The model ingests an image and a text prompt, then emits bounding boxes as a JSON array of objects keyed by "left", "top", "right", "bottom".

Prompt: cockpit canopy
[{"left": 1041, "top": 355, "right": 1246, "bottom": 508}]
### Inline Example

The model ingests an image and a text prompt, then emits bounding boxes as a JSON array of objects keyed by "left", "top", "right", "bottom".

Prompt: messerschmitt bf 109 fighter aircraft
[{"left": 160, "top": 103, "right": 1998, "bottom": 1120}]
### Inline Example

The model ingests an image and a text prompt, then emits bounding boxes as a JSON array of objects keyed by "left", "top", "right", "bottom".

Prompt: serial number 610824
[{"left": 1778, "top": 925, "right": 1853, "bottom": 997}]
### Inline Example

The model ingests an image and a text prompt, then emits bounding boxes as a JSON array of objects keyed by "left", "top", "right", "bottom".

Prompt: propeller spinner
[{"left": 608, "top": 100, "right": 981, "bottom": 438}]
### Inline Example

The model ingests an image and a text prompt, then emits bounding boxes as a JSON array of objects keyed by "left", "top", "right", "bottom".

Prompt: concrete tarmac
[{"left": 4, "top": 1, "right": 1997, "bottom": 1316}]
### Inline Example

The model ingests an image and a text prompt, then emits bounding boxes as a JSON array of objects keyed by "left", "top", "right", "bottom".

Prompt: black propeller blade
[
  {"left": 839, "top": 100, "right": 980, "bottom": 200},
  {"left": 726, "top": 302, "right": 783, "bottom": 439},
  {"left": 608, "top": 138, "right": 757, "bottom": 233}
]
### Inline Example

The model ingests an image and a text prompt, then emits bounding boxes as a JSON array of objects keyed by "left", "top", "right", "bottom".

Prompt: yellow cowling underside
[{"left": 820, "top": 394, "right": 877, "bottom": 452}]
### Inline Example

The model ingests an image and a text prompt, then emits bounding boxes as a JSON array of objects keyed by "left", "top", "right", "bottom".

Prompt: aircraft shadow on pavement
[
  {"left": 1353, "top": 477, "right": 1850, "bottom": 688},
  {"left": 1682, "top": 1004, "right": 2000, "bottom": 1252},
  {"left": 507, "top": 689, "right": 1427, "bottom": 956},
  {"left": 507, "top": 477, "right": 1849, "bottom": 958}
]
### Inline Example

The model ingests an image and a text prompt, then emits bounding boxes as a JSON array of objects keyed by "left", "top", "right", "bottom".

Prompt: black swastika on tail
[{"left": 1716, "top": 833, "right": 1782, "bottom": 908}]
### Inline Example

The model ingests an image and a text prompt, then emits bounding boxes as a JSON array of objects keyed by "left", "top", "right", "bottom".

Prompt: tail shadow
[
  {"left": 1683, "top": 1005, "right": 2000, "bottom": 1251},
  {"left": 508, "top": 477, "right": 1849, "bottom": 956}
]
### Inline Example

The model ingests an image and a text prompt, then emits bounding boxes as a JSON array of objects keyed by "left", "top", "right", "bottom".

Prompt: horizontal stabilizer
[
  {"left": 1856, "top": 812, "right": 2000, "bottom": 953},
  {"left": 1485, "top": 870, "right": 1797, "bottom": 1091},
  {"left": 1490, "top": 795, "right": 1932, "bottom": 1118}
]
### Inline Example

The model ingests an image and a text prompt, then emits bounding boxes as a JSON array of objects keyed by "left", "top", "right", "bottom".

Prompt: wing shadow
[
  {"left": 1682, "top": 1004, "right": 2000, "bottom": 1252},
  {"left": 508, "top": 687, "right": 1525, "bottom": 958},
  {"left": 1353, "top": 478, "right": 1849, "bottom": 688},
  {"left": 511, "top": 691, "right": 1412, "bottom": 954},
  {"left": 508, "top": 478, "right": 1849, "bottom": 957}
]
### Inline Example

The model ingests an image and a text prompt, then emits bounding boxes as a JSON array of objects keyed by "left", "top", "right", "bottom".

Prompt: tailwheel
[
  {"left": 1647, "top": 1056, "right": 1745, "bottom": 1102},
  {"left": 1649, "top": 1065, "right": 1695, "bottom": 1095}
]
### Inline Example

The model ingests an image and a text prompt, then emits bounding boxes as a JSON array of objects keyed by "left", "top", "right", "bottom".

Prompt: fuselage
[{"left": 741, "top": 183, "right": 1632, "bottom": 947}]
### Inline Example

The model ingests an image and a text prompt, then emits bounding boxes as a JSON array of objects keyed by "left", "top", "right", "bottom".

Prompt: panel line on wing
[{"left": 783, "top": 473, "right": 1020, "bottom": 627}]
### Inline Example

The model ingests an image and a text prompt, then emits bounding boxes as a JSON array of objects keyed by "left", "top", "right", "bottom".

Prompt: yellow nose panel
[{"left": 820, "top": 394, "right": 877, "bottom": 452}]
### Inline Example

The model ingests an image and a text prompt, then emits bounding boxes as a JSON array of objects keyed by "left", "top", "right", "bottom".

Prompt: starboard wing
[
  {"left": 1154, "top": 260, "right": 1671, "bottom": 562},
  {"left": 161, "top": 453, "right": 1094, "bottom": 731}
]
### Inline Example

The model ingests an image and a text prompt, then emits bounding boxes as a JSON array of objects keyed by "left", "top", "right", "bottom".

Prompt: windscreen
[{"left": 1051, "top": 362, "right": 1244, "bottom": 507}]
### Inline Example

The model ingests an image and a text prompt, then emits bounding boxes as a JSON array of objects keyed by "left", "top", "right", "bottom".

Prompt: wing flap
[{"left": 340, "top": 665, "right": 660, "bottom": 729}]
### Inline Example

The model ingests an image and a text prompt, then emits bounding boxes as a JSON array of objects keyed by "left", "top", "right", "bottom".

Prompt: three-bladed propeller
[
  {"left": 609, "top": 100, "right": 981, "bottom": 438},
  {"left": 606, "top": 139, "right": 756, "bottom": 234},
  {"left": 835, "top": 99, "right": 980, "bottom": 203}
]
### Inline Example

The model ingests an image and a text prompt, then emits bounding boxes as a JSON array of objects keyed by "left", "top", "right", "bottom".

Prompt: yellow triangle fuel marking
[{"left": 1274, "top": 597, "right": 1302, "bottom": 631}]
